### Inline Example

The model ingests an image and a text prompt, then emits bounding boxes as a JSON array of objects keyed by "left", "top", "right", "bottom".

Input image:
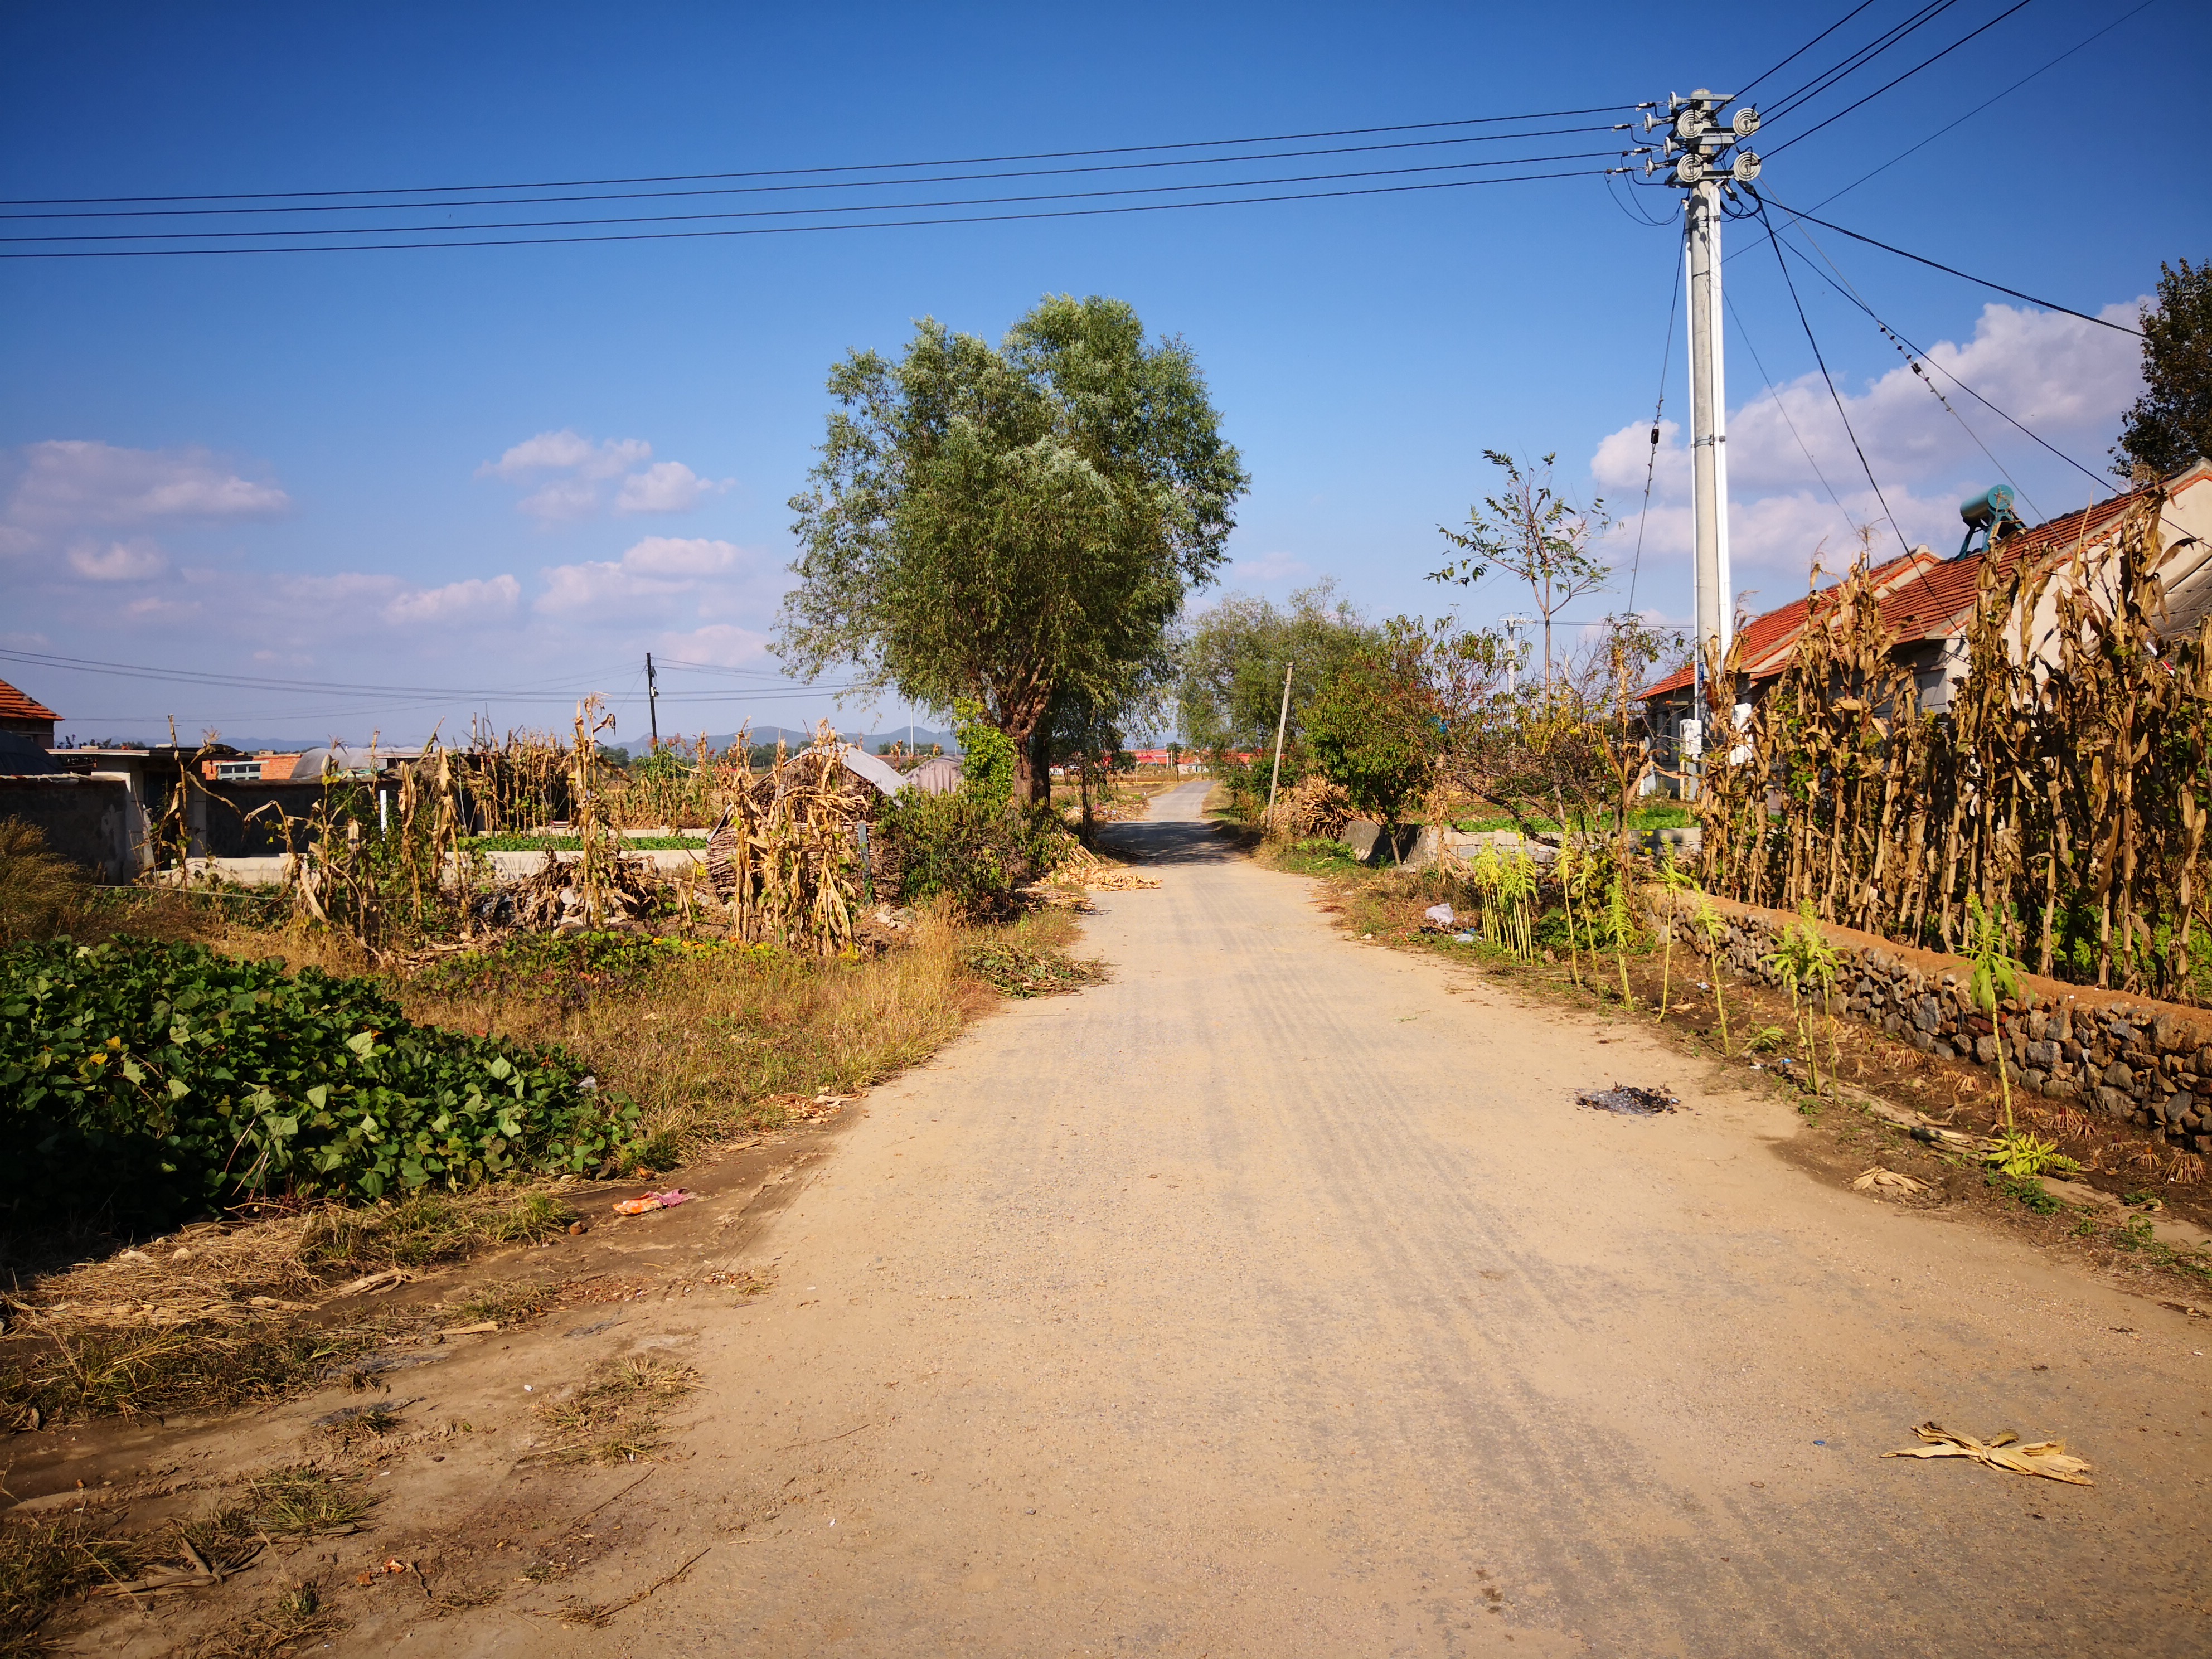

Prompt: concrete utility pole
[
  {"left": 1639, "top": 90, "right": 1760, "bottom": 734},
  {"left": 1500, "top": 615, "right": 1533, "bottom": 695},
  {"left": 1265, "top": 660, "right": 1294, "bottom": 824},
  {"left": 645, "top": 652, "right": 661, "bottom": 752}
]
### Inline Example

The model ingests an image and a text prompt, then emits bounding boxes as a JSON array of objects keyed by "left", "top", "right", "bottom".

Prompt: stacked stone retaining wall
[{"left": 1646, "top": 890, "right": 2212, "bottom": 1157}]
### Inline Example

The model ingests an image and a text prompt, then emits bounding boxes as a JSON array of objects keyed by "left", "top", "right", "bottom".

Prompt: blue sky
[{"left": 4, "top": 0, "right": 2205, "bottom": 747}]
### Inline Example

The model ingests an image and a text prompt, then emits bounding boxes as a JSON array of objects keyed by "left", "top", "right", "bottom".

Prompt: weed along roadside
[
  {"left": 0, "top": 738, "right": 1141, "bottom": 1655},
  {"left": 1274, "top": 834, "right": 2212, "bottom": 1307}
]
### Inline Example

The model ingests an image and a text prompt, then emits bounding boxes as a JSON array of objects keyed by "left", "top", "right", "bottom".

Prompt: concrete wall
[{"left": 0, "top": 776, "right": 142, "bottom": 882}]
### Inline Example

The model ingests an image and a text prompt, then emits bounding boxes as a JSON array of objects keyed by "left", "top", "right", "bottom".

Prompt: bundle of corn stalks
[
  {"left": 702, "top": 731, "right": 874, "bottom": 954},
  {"left": 1692, "top": 484, "right": 2212, "bottom": 1002},
  {"left": 1265, "top": 773, "right": 1354, "bottom": 841}
]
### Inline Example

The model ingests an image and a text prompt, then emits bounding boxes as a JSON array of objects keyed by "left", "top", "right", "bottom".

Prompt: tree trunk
[{"left": 1015, "top": 718, "right": 1053, "bottom": 806}]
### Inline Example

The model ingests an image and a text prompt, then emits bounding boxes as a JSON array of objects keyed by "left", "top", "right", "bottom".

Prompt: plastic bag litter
[
  {"left": 612, "top": 1189, "right": 695, "bottom": 1216},
  {"left": 1423, "top": 903, "right": 1456, "bottom": 929},
  {"left": 1883, "top": 1422, "right": 2093, "bottom": 1485},
  {"left": 1577, "top": 1084, "right": 1679, "bottom": 1115},
  {"left": 1852, "top": 1167, "right": 1932, "bottom": 1196}
]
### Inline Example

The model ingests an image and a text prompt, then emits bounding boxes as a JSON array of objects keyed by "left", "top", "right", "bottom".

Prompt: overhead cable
[
  {"left": 1, "top": 151, "right": 1627, "bottom": 246},
  {"left": 2, "top": 124, "right": 1633, "bottom": 224},
  {"left": 0, "top": 164, "right": 1622, "bottom": 258},
  {"left": 1808, "top": 0, "right": 2161, "bottom": 208},
  {"left": 1749, "top": 196, "right": 2144, "bottom": 336},
  {"left": 1764, "top": 0, "right": 2041, "bottom": 156},
  {"left": 1762, "top": 0, "right": 1964, "bottom": 123},
  {"left": 1, "top": 105, "right": 1638, "bottom": 208},
  {"left": 1750, "top": 197, "right": 1914, "bottom": 560},
  {"left": 1773, "top": 229, "right": 2110, "bottom": 490},
  {"left": 1738, "top": 1, "right": 1882, "bottom": 98}
]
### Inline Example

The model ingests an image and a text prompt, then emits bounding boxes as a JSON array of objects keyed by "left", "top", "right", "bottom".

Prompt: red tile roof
[
  {"left": 1641, "top": 481, "right": 2164, "bottom": 701},
  {"left": 0, "top": 677, "right": 60, "bottom": 724}
]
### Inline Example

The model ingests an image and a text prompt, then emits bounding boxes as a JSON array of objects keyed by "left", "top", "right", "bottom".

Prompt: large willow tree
[{"left": 778, "top": 295, "right": 1246, "bottom": 802}]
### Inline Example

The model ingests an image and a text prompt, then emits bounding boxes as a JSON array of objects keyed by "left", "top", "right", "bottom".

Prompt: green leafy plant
[
  {"left": 1985, "top": 1128, "right": 2080, "bottom": 1181},
  {"left": 1692, "top": 895, "right": 1733, "bottom": 1057},
  {"left": 1745, "top": 1025, "right": 1790, "bottom": 1054},
  {"left": 1603, "top": 872, "right": 1636, "bottom": 1008},
  {"left": 1964, "top": 892, "right": 2031, "bottom": 1129},
  {"left": 1764, "top": 904, "right": 1842, "bottom": 1097},
  {"left": 0, "top": 937, "right": 641, "bottom": 1226},
  {"left": 1655, "top": 859, "right": 1698, "bottom": 1021}
]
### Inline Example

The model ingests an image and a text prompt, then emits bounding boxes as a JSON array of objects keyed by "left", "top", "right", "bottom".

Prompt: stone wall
[{"left": 1647, "top": 890, "right": 2211, "bottom": 1157}]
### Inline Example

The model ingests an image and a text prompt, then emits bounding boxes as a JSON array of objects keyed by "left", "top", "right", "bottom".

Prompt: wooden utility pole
[{"left": 646, "top": 652, "right": 661, "bottom": 752}]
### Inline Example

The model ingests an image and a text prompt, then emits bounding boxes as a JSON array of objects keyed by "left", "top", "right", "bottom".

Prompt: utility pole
[
  {"left": 1638, "top": 90, "right": 1760, "bottom": 741},
  {"left": 645, "top": 652, "right": 661, "bottom": 753},
  {"left": 1500, "top": 615, "right": 1533, "bottom": 695},
  {"left": 1265, "top": 659, "right": 1294, "bottom": 824}
]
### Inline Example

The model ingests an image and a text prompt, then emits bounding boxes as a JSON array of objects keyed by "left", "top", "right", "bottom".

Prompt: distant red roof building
[{"left": 0, "top": 677, "right": 60, "bottom": 743}]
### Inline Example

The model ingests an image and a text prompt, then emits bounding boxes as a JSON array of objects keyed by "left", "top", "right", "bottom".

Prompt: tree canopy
[
  {"left": 1175, "top": 581, "right": 1375, "bottom": 799},
  {"left": 2115, "top": 258, "right": 2211, "bottom": 478},
  {"left": 779, "top": 294, "right": 1246, "bottom": 802}
]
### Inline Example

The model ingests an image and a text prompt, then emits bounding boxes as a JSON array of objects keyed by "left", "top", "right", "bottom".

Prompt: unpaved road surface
[{"left": 442, "top": 782, "right": 2208, "bottom": 1656}]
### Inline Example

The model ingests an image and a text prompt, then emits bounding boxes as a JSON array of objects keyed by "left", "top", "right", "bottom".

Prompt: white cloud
[
  {"left": 517, "top": 477, "right": 605, "bottom": 523},
  {"left": 536, "top": 537, "right": 749, "bottom": 613},
  {"left": 615, "top": 460, "right": 724, "bottom": 515},
  {"left": 658, "top": 622, "right": 774, "bottom": 668},
  {"left": 1591, "top": 298, "right": 2147, "bottom": 606},
  {"left": 66, "top": 539, "right": 169, "bottom": 581},
  {"left": 478, "top": 430, "right": 649, "bottom": 482},
  {"left": 1228, "top": 549, "right": 1312, "bottom": 584},
  {"left": 9, "top": 440, "right": 288, "bottom": 528},
  {"left": 382, "top": 574, "right": 521, "bottom": 626},
  {"left": 479, "top": 430, "right": 731, "bottom": 522}
]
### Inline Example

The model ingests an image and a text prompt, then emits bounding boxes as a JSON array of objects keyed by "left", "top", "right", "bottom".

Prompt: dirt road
[{"left": 454, "top": 781, "right": 2209, "bottom": 1656}]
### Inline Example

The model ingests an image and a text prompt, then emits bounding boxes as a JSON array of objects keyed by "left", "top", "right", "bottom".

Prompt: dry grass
[
  {"left": 533, "top": 1354, "right": 701, "bottom": 1464},
  {"left": 0, "top": 1515, "right": 137, "bottom": 1657},
  {"left": 0, "top": 821, "right": 83, "bottom": 949},
  {"left": 393, "top": 907, "right": 987, "bottom": 1166},
  {"left": 169, "top": 1581, "right": 339, "bottom": 1659}
]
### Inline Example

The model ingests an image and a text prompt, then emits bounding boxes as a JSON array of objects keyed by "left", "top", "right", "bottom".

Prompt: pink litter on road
[{"left": 610, "top": 1189, "right": 696, "bottom": 1215}]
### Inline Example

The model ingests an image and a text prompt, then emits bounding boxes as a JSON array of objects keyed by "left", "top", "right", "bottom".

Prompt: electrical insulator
[
  {"left": 1731, "top": 106, "right": 1760, "bottom": 138},
  {"left": 1731, "top": 151, "right": 1761, "bottom": 183}
]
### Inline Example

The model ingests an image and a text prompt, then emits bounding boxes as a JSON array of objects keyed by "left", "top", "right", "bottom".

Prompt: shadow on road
[{"left": 1099, "top": 811, "right": 1238, "bottom": 866}]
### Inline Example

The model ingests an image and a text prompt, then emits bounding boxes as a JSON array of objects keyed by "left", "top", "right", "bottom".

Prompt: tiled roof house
[
  {"left": 0, "top": 677, "right": 60, "bottom": 744},
  {"left": 1643, "top": 457, "right": 2212, "bottom": 729}
]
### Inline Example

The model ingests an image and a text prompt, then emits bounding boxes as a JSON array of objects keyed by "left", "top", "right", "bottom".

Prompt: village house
[{"left": 1640, "top": 458, "right": 2212, "bottom": 777}]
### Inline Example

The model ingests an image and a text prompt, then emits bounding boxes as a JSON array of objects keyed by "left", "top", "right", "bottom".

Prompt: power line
[
  {"left": 1763, "top": 0, "right": 1964, "bottom": 123},
  {"left": 1763, "top": 0, "right": 2041, "bottom": 157},
  {"left": 1808, "top": 0, "right": 2162, "bottom": 209},
  {"left": 0, "top": 164, "right": 1623, "bottom": 259},
  {"left": 1628, "top": 234, "right": 1685, "bottom": 613},
  {"left": 2, "top": 150, "right": 1629, "bottom": 246},
  {"left": 1739, "top": 1, "right": 1882, "bottom": 98},
  {"left": 1750, "top": 195, "right": 1913, "bottom": 560},
  {"left": 2, "top": 105, "right": 1638, "bottom": 208},
  {"left": 1773, "top": 226, "right": 2110, "bottom": 491},
  {"left": 1721, "top": 285, "right": 1865, "bottom": 541},
  {"left": 0, "top": 646, "right": 632, "bottom": 700},
  {"left": 3, "top": 124, "right": 1633, "bottom": 224},
  {"left": 1749, "top": 196, "right": 2144, "bottom": 336}
]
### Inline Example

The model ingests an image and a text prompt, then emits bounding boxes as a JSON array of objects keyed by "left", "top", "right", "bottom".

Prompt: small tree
[
  {"left": 2114, "top": 258, "right": 2212, "bottom": 478},
  {"left": 1431, "top": 451, "right": 1612, "bottom": 700},
  {"left": 1305, "top": 626, "right": 1437, "bottom": 846}
]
